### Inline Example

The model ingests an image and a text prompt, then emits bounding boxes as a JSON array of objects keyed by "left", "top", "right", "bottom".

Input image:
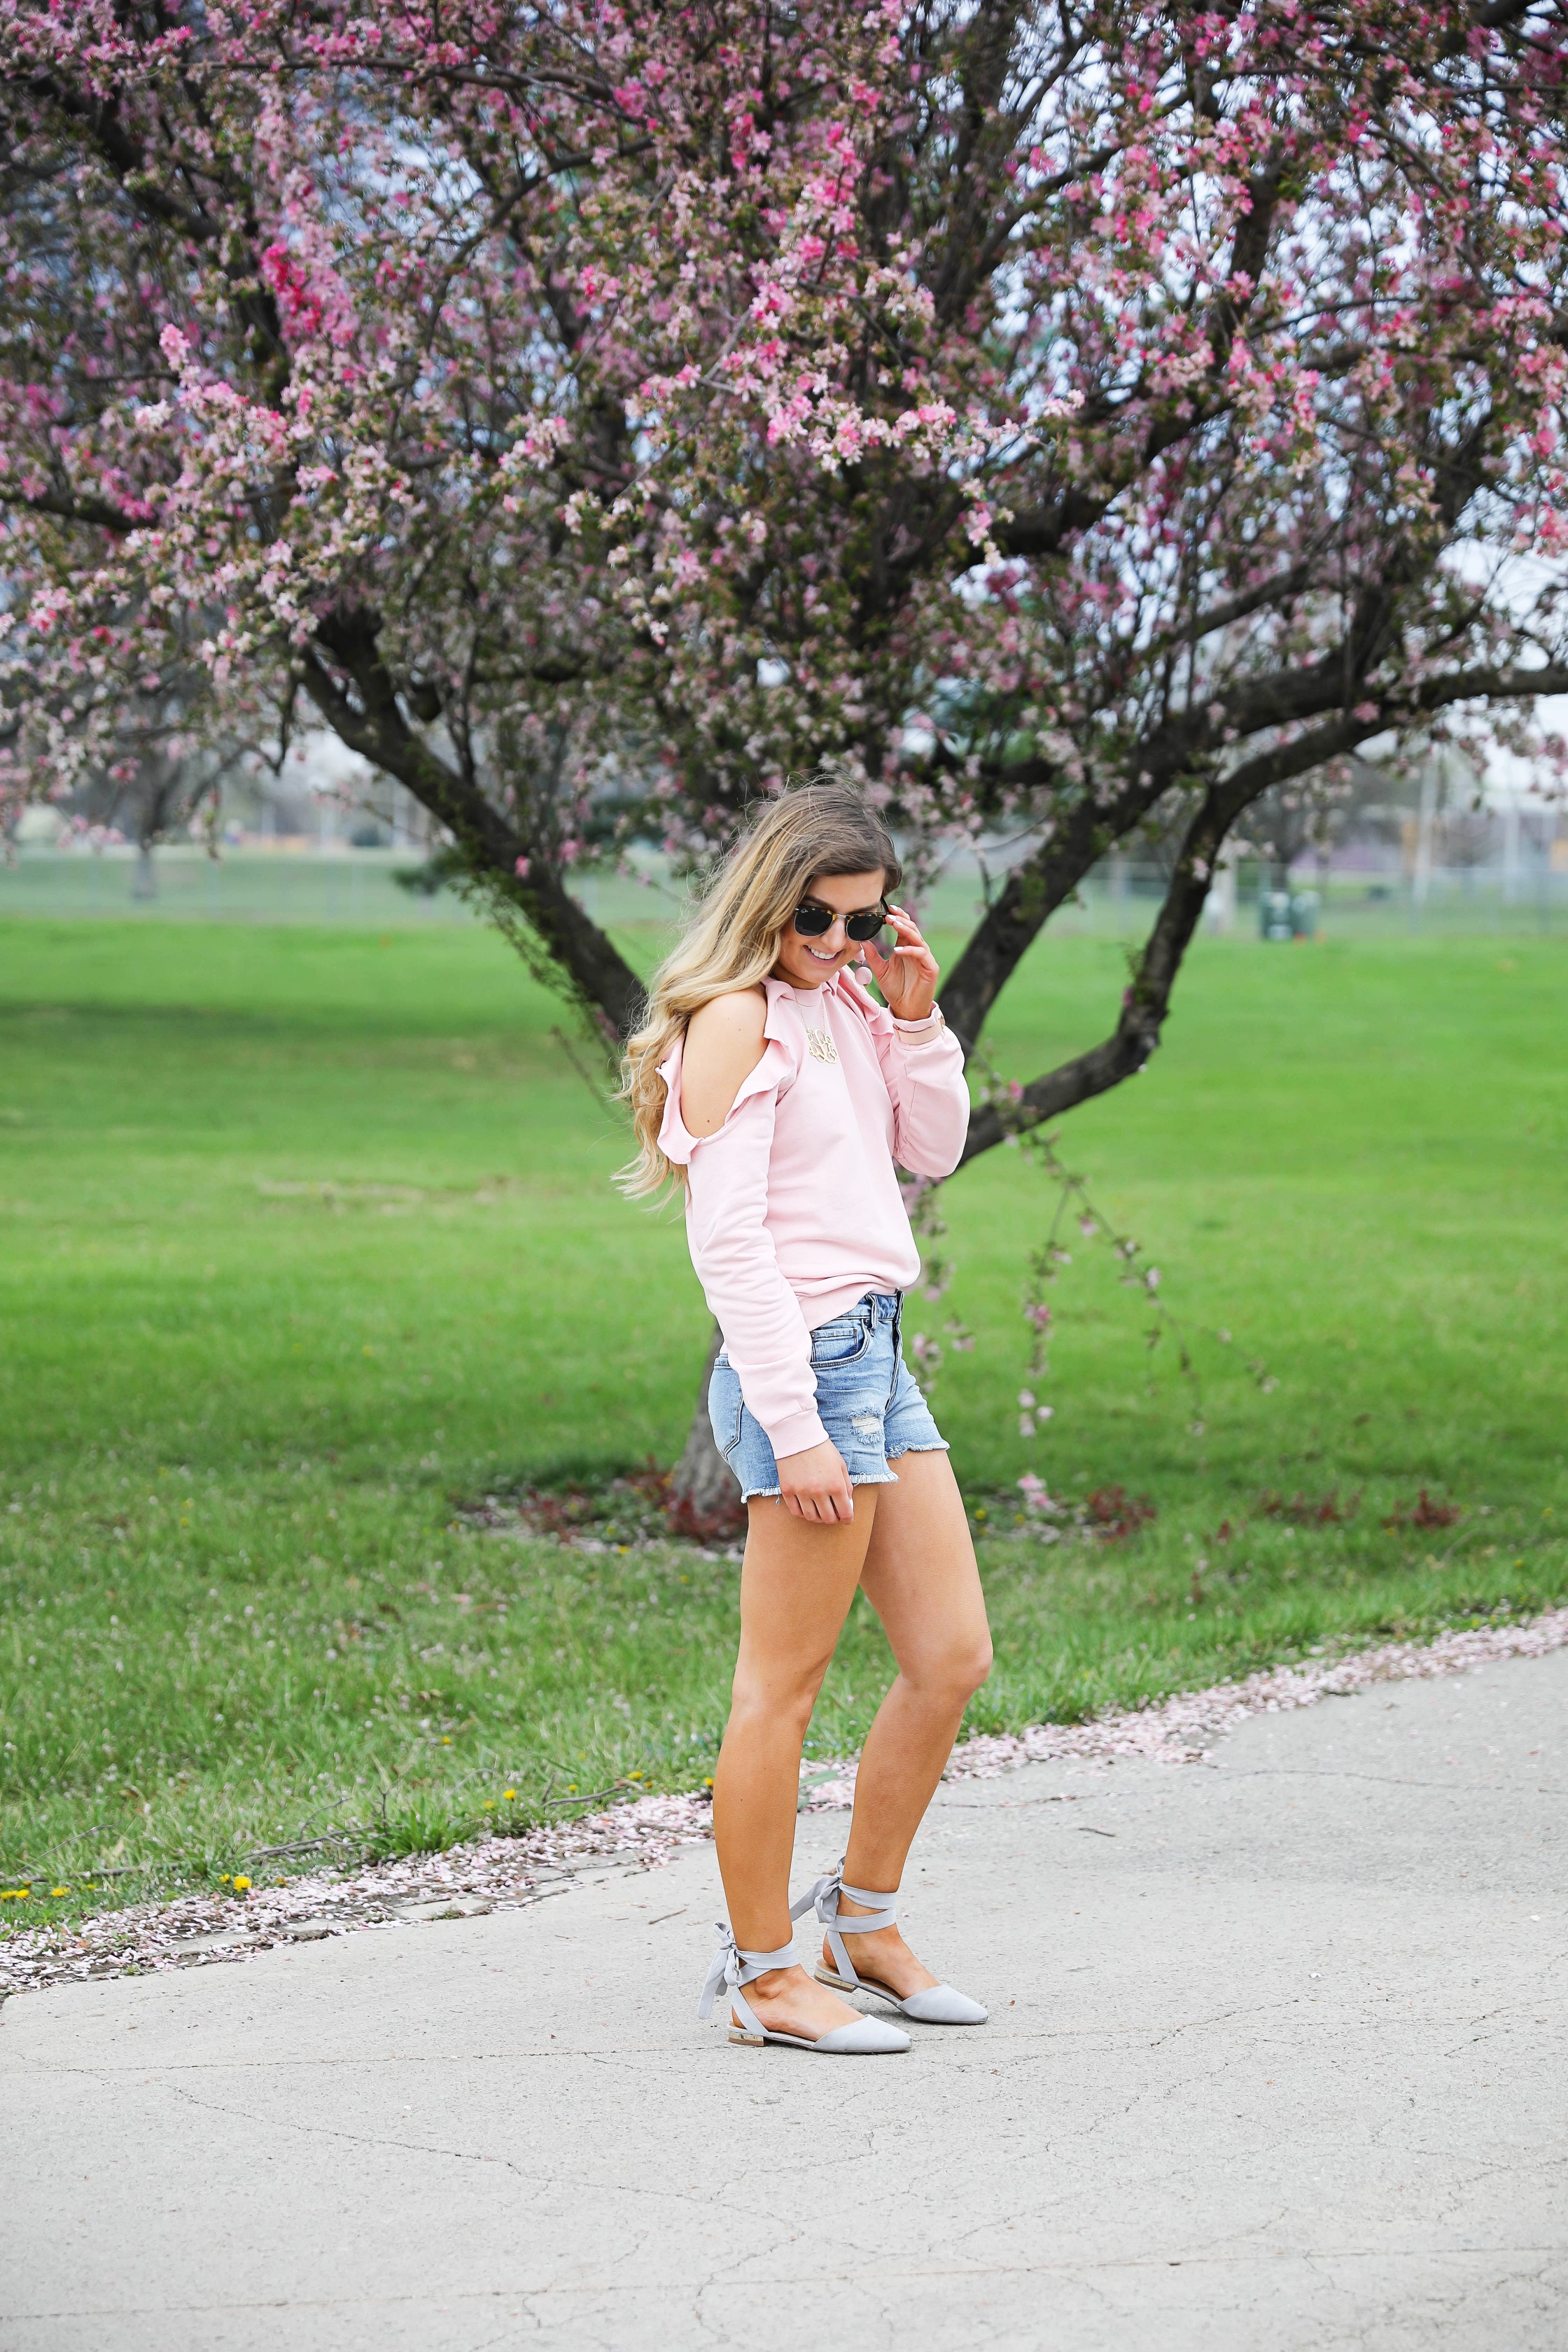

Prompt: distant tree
[
  {"left": 64, "top": 673, "right": 257, "bottom": 897},
  {"left": 3, "top": 1, "right": 1567, "bottom": 1507}
]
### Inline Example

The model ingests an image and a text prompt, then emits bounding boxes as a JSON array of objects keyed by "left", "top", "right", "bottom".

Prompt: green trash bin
[{"left": 1259, "top": 888, "right": 1293, "bottom": 941}]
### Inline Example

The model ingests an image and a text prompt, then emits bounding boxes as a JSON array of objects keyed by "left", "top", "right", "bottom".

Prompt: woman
[{"left": 620, "top": 783, "right": 992, "bottom": 2054}]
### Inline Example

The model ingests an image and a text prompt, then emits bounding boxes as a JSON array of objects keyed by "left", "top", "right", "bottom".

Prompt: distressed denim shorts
[{"left": 708, "top": 1291, "right": 948, "bottom": 1504}]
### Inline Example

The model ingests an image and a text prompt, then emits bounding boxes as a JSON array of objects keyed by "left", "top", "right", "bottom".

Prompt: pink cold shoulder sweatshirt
[{"left": 656, "top": 970, "right": 971, "bottom": 1460}]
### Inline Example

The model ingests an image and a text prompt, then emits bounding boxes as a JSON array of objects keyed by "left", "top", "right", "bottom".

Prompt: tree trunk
[
  {"left": 132, "top": 844, "right": 157, "bottom": 900},
  {"left": 666, "top": 1322, "right": 745, "bottom": 1541}
]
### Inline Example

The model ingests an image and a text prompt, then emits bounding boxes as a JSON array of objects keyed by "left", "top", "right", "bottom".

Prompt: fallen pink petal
[{"left": 7, "top": 1607, "right": 1565, "bottom": 2001}]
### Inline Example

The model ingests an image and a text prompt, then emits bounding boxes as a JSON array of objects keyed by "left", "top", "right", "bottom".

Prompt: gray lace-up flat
[
  {"left": 793, "top": 1860, "right": 989, "bottom": 2025},
  {"left": 698, "top": 1922, "right": 910, "bottom": 2052}
]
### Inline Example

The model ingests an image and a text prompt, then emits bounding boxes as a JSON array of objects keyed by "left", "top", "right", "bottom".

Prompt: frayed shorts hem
[
  {"left": 736, "top": 1440, "right": 949, "bottom": 1504},
  {"left": 738, "top": 1467, "right": 900, "bottom": 1505},
  {"left": 710, "top": 1293, "right": 948, "bottom": 1511}
]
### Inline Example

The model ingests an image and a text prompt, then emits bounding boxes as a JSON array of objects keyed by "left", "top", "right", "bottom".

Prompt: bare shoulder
[
  {"left": 686, "top": 986, "right": 767, "bottom": 1051},
  {"left": 680, "top": 987, "right": 769, "bottom": 1138}
]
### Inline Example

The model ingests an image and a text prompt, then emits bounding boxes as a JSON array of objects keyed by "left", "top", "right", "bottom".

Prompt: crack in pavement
[
  {"left": 11, "top": 1644, "right": 1568, "bottom": 2349},
  {"left": 116, "top": 2066, "right": 888, "bottom": 2256},
  {"left": 16, "top": 2241, "right": 1568, "bottom": 2325},
  {"left": 148, "top": 2070, "right": 538, "bottom": 2183},
  {"left": 5, "top": 2042, "right": 696, "bottom": 2077},
  {"left": 1214, "top": 1764, "right": 1568, "bottom": 1799}
]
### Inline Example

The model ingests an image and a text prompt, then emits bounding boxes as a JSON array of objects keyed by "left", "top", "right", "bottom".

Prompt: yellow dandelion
[
  {"left": 232, "top": 1875, "right": 252, "bottom": 1893},
  {"left": 481, "top": 1799, "right": 496, "bottom": 1809},
  {"left": 51, "top": 1886, "right": 69, "bottom": 1898},
  {"left": 503, "top": 1788, "right": 516, "bottom": 1800}
]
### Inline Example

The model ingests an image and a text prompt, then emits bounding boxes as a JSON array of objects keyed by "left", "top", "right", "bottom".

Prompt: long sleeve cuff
[
  {"left": 878, "top": 1002, "right": 969, "bottom": 1176},
  {"left": 762, "top": 1404, "right": 830, "bottom": 1460}
]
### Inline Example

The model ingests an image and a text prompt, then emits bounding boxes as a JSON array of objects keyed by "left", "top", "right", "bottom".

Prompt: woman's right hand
[{"left": 774, "top": 1439, "right": 856, "bottom": 1524}]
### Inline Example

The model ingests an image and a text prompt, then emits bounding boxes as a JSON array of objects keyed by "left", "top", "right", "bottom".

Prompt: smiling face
[{"left": 770, "top": 867, "right": 886, "bottom": 992}]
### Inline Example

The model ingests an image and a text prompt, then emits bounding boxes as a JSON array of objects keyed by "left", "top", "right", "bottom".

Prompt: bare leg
[
  {"left": 710, "top": 1485, "right": 881, "bottom": 2040},
  {"left": 827, "top": 1450, "right": 992, "bottom": 1998}
]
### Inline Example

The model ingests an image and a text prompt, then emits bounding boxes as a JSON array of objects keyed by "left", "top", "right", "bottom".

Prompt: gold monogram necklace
[{"left": 799, "top": 990, "right": 839, "bottom": 1063}]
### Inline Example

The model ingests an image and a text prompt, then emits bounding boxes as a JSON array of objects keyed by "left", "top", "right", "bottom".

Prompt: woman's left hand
[{"left": 860, "top": 904, "right": 939, "bottom": 1022}]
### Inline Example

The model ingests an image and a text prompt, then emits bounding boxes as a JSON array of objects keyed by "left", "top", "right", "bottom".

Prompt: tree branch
[
  {"left": 22, "top": 75, "right": 222, "bottom": 242},
  {"left": 1, "top": 484, "right": 141, "bottom": 535},
  {"left": 300, "top": 610, "right": 646, "bottom": 1039},
  {"left": 939, "top": 746, "right": 1198, "bottom": 1051},
  {"left": 955, "top": 659, "right": 1568, "bottom": 1163}
]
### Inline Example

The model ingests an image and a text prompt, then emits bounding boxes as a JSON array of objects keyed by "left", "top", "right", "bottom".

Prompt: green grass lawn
[{"left": 2, "top": 913, "right": 1565, "bottom": 1931}]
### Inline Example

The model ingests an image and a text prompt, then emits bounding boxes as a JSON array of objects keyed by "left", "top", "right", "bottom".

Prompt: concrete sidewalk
[{"left": 4, "top": 1648, "right": 1566, "bottom": 2352}]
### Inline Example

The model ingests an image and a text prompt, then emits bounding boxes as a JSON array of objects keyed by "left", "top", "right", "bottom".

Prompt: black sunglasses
[{"left": 792, "top": 898, "right": 887, "bottom": 943}]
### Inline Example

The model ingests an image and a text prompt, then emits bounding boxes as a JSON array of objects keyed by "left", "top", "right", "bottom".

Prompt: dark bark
[
  {"left": 13, "top": 6, "right": 1567, "bottom": 1525},
  {"left": 958, "top": 740, "right": 1324, "bottom": 1160},
  {"left": 2, "top": 465, "right": 649, "bottom": 1042},
  {"left": 666, "top": 1322, "right": 745, "bottom": 1538},
  {"left": 955, "top": 657, "right": 1568, "bottom": 1159},
  {"left": 13, "top": 75, "right": 648, "bottom": 1039},
  {"left": 940, "top": 743, "right": 1204, "bottom": 1051},
  {"left": 300, "top": 614, "right": 646, "bottom": 1040}
]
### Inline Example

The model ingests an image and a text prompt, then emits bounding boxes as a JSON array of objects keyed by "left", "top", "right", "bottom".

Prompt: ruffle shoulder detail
[
  {"left": 833, "top": 965, "right": 912, "bottom": 1094},
  {"left": 832, "top": 965, "right": 897, "bottom": 1035},
  {"left": 654, "top": 981, "right": 803, "bottom": 1169}
]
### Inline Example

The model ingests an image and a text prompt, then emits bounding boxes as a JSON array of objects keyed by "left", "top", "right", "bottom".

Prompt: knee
[
  {"left": 910, "top": 1636, "right": 992, "bottom": 1708},
  {"left": 956, "top": 1637, "right": 993, "bottom": 1702},
  {"left": 729, "top": 1658, "right": 830, "bottom": 1739}
]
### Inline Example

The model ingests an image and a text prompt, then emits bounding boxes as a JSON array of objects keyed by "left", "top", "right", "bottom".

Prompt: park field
[{"left": 1, "top": 911, "right": 1564, "bottom": 1926}]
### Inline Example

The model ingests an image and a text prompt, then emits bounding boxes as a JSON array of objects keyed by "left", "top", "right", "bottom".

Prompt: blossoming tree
[{"left": 4, "top": 0, "right": 1567, "bottom": 1510}]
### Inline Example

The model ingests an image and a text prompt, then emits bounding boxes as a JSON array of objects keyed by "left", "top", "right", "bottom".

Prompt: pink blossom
[{"left": 0, "top": 0, "right": 1562, "bottom": 1028}]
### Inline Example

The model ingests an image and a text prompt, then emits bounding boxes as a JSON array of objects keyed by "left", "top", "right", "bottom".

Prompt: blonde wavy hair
[{"left": 618, "top": 782, "right": 902, "bottom": 1196}]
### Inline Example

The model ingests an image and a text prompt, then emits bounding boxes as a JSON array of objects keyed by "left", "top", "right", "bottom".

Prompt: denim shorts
[{"left": 708, "top": 1291, "right": 948, "bottom": 1504}]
